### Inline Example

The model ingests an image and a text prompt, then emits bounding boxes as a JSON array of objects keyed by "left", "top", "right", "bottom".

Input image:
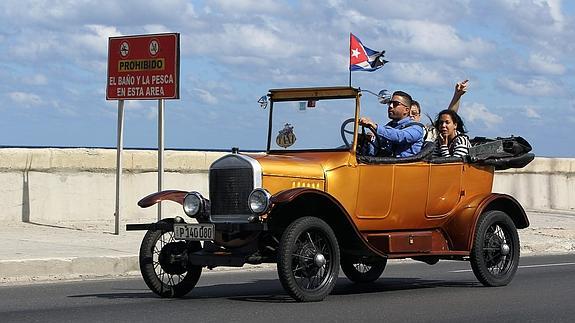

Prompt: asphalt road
[{"left": 1, "top": 254, "right": 574, "bottom": 323}]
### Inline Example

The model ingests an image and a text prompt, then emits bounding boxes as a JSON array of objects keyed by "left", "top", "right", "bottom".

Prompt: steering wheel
[{"left": 340, "top": 118, "right": 381, "bottom": 154}]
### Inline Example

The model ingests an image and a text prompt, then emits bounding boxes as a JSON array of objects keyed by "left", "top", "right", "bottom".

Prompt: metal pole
[
  {"left": 349, "top": 33, "right": 352, "bottom": 88},
  {"left": 157, "top": 99, "right": 165, "bottom": 221},
  {"left": 114, "top": 100, "right": 125, "bottom": 235},
  {"left": 349, "top": 69, "right": 352, "bottom": 87}
]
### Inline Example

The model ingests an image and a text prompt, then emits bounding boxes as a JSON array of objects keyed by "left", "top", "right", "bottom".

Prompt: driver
[{"left": 359, "top": 91, "right": 424, "bottom": 157}]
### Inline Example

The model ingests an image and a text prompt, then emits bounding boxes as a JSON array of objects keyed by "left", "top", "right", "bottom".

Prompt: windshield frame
[{"left": 266, "top": 87, "right": 361, "bottom": 154}]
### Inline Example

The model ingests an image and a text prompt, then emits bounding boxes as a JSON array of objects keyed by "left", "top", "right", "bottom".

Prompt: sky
[{"left": 0, "top": 0, "right": 574, "bottom": 157}]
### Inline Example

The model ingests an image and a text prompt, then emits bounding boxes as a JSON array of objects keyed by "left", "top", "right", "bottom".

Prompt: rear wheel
[
  {"left": 139, "top": 220, "right": 202, "bottom": 297},
  {"left": 277, "top": 217, "right": 340, "bottom": 302},
  {"left": 470, "top": 210, "right": 520, "bottom": 287},
  {"left": 340, "top": 257, "right": 386, "bottom": 283}
]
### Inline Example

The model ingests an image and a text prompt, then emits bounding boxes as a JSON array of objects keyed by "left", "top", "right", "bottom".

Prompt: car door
[
  {"left": 425, "top": 162, "right": 464, "bottom": 218},
  {"left": 355, "top": 162, "right": 430, "bottom": 230},
  {"left": 355, "top": 163, "right": 393, "bottom": 220}
]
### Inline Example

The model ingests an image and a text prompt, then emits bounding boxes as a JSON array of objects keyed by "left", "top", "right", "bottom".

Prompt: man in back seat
[{"left": 359, "top": 91, "right": 424, "bottom": 157}]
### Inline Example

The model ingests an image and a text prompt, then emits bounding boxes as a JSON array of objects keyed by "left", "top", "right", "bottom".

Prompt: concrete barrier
[
  {"left": 1, "top": 148, "right": 573, "bottom": 229},
  {"left": 0, "top": 148, "right": 226, "bottom": 227},
  {"left": 492, "top": 157, "right": 575, "bottom": 211}
]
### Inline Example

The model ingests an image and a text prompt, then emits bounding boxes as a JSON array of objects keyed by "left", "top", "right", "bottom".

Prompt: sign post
[
  {"left": 114, "top": 100, "right": 125, "bottom": 235},
  {"left": 158, "top": 99, "right": 164, "bottom": 221},
  {"left": 107, "top": 33, "right": 180, "bottom": 234}
]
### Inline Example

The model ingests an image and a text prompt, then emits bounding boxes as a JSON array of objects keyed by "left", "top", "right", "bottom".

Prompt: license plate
[{"left": 173, "top": 223, "right": 214, "bottom": 241}]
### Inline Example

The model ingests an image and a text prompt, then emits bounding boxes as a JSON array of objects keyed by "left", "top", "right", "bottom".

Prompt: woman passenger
[
  {"left": 433, "top": 109, "right": 470, "bottom": 157},
  {"left": 409, "top": 80, "right": 469, "bottom": 143}
]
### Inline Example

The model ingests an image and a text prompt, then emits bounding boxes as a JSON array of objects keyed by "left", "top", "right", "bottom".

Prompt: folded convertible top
[{"left": 468, "top": 136, "right": 534, "bottom": 170}]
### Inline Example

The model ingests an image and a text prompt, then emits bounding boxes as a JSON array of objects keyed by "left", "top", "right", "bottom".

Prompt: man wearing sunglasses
[{"left": 359, "top": 91, "right": 424, "bottom": 157}]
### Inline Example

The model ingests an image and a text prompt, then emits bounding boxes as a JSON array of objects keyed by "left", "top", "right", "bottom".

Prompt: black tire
[
  {"left": 139, "top": 220, "right": 202, "bottom": 297},
  {"left": 340, "top": 257, "right": 386, "bottom": 283},
  {"left": 277, "top": 217, "right": 340, "bottom": 302},
  {"left": 470, "top": 210, "right": 520, "bottom": 287}
]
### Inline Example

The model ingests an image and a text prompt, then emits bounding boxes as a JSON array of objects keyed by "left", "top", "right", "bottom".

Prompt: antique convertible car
[{"left": 127, "top": 87, "right": 534, "bottom": 302}]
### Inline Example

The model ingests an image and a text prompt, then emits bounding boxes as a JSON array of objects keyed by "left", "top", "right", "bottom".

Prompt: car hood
[{"left": 246, "top": 151, "right": 352, "bottom": 180}]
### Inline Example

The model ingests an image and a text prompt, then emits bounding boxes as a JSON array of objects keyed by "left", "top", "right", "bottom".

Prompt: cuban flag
[{"left": 349, "top": 33, "right": 388, "bottom": 72}]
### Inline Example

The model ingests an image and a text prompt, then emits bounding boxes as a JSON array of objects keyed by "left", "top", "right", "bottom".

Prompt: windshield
[{"left": 269, "top": 98, "right": 357, "bottom": 151}]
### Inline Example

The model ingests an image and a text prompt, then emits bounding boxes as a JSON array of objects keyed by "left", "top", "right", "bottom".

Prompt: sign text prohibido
[{"left": 107, "top": 33, "right": 180, "bottom": 100}]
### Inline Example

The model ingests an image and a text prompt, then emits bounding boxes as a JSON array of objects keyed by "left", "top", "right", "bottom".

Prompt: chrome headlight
[
  {"left": 248, "top": 188, "right": 271, "bottom": 214},
  {"left": 183, "top": 192, "right": 203, "bottom": 217}
]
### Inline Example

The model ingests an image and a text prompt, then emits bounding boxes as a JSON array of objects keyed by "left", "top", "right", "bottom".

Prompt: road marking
[
  {"left": 450, "top": 262, "right": 575, "bottom": 273},
  {"left": 518, "top": 262, "right": 575, "bottom": 269}
]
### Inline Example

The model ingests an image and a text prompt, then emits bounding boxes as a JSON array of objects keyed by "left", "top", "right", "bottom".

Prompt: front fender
[
  {"left": 268, "top": 188, "right": 385, "bottom": 258},
  {"left": 138, "top": 190, "right": 188, "bottom": 208}
]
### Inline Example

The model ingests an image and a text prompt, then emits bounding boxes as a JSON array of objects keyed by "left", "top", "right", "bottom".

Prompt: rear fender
[
  {"left": 138, "top": 190, "right": 188, "bottom": 208},
  {"left": 268, "top": 188, "right": 384, "bottom": 258},
  {"left": 445, "top": 193, "right": 529, "bottom": 251}
]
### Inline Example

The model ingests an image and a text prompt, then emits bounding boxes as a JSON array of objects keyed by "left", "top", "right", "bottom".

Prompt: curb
[
  {"left": 0, "top": 256, "right": 280, "bottom": 285},
  {"left": 0, "top": 256, "right": 139, "bottom": 284}
]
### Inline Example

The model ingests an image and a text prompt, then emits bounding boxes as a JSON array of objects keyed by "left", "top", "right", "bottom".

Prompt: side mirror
[
  {"left": 378, "top": 90, "right": 391, "bottom": 104},
  {"left": 258, "top": 96, "right": 268, "bottom": 109}
]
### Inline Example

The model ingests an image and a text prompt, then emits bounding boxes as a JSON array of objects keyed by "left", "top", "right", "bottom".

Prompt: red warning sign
[{"left": 106, "top": 33, "right": 180, "bottom": 100}]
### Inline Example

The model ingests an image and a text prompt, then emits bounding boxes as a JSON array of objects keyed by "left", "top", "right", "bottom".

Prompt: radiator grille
[{"left": 209, "top": 167, "right": 253, "bottom": 215}]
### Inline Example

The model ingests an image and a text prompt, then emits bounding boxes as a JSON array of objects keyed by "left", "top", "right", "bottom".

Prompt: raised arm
[{"left": 447, "top": 79, "right": 468, "bottom": 113}]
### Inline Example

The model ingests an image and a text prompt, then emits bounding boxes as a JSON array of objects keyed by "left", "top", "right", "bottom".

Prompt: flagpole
[
  {"left": 349, "top": 33, "right": 352, "bottom": 88},
  {"left": 349, "top": 69, "right": 352, "bottom": 87}
]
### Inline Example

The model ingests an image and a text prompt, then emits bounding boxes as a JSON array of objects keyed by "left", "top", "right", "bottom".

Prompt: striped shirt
[{"left": 434, "top": 131, "right": 471, "bottom": 158}]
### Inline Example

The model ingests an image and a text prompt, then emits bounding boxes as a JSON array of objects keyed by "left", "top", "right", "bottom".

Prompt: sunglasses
[{"left": 388, "top": 100, "right": 407, "bottom": 108}]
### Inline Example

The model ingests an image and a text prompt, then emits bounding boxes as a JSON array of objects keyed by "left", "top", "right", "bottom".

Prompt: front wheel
[
  {"left": 470, "top": 210, "right": 520, "bottom": 287},
  {"left": 277, "top": 217, "right": 340, "bottom": 302},
  {"left": 340, "top": 257, "right": 387, "bottom": 283},
  {"left": 139, "top": 220, "right": 202, "bottom": 297}
]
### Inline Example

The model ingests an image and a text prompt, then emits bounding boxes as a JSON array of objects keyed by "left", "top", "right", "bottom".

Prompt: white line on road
[{"left": 450, "top": 262, "right": 575, "bottom": 273}]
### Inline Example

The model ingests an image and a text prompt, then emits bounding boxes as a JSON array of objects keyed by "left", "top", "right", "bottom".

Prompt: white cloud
[
  {"left": 184, "top": 23, "right": 302, "bottom": 63},
  {"left": 8, "top": 32, "right": 57, "bottom": 61},
  {"left": 7, "top": 24, "right": 120, "bottom": 63},
  {"left": 528, "top": 53, "right": 566, "bottom": 75},
  {"left": 23, "top": 74, "right": 48, "bottom": 85},
  {"left": 0, "top": 1, "right": 197, "bottom": 27},
  {"left": 387, "top": 20, "right": 494, "bottom": 60},
  {"left": 125, "top": 101, "right": 145, "bottom": 110},
  {"left": 498, "top": 77, "right": 558, "bottom": 96},
  {"left": 8, "top": 91, "right": 43, "bottom": 107},
  {"left": 341, "top": 0, "right": 470, "bottom": 23},
  {"left": 460, "top": 102, "right": 504, "bottom": 128},
  {"left": 74, "top": 25, "right": 122, "bottom": 57},
  {"left": 525, "top": 107, "right": 542, "bottom": 119},
  {"left": 536, "top": 0, "right": 565, "bottom": 28},
  {"left": 50, "top": 100, "right": 77, "bottom": 116},
  {"left": 145, "top": 108, "right": 157, "bottom": 120},
  {"left": 211, "top": 0, "right": 282, "bottom": 13},
  {"left": 459, "top": 57, "right": 482, "bottom": 69},
  {"left": 487, "top": 0, "right": 568, "bottom": 44},
  {"left": 142, "top": 24, "right": 172, "bottom": 35},
  {"left": 124, "top": 101, "right": 157, "bottom": 120},
  {"left": 193, "top": 88, "right": 218, "bottom": 105},
  {"left": 388, "top": 63, "right": 447, "bottom": 87}
]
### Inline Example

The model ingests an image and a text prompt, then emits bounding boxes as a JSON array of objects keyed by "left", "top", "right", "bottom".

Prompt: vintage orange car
[{"left": 127, "top": 86, "right": 534, "bottom": 302}]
